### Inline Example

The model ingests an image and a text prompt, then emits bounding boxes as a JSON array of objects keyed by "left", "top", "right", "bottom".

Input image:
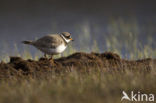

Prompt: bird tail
[{"left": 22, "top": 40, "right": 34, "bottom": 45}]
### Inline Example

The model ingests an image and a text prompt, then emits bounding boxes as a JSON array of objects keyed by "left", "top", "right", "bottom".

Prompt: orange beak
[{"left": 70, "top": 38, "right": 74, "bottom": 41}]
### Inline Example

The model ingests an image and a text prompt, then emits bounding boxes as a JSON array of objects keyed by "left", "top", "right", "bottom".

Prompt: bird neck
[{"left": 60, "top": 34, "right": 70, "bottom": 44}]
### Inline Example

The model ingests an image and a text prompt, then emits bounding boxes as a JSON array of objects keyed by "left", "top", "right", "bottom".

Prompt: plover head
[{"left": 60, "top": 32, "right": 74, "bottom": 43}]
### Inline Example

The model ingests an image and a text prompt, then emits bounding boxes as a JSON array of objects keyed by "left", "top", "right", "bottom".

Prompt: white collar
[{"left": 60, "top": 34, "right": 71, "bottom": 43}]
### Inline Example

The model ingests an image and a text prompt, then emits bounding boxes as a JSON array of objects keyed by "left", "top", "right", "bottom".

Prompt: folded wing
[{"left": 34, "top": 35, "right": 63, "bottom": 48}]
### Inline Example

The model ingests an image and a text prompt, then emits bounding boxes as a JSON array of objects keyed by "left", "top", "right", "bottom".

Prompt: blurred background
[{"left": 0, "top": 0, "right": 156, "bottom": 60}]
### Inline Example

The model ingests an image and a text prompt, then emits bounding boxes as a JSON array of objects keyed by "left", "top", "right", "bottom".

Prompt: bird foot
[{"left": 49, "top": 58, "right": 55, "bottom": 64}]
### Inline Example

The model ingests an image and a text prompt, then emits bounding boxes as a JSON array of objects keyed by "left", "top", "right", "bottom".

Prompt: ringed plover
[{"left": 22, "top": 32, "right": 74, "bottom": 59}]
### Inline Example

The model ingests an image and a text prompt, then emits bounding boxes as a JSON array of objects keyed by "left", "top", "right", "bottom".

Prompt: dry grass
[
  {"left": 0, "top": 52, "right": 155, "bottom": 103},
  {"left": 0, "top": 68, "right": 155, "bottom": 103}
]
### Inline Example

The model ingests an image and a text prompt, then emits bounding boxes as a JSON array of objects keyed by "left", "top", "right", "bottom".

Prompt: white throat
[{"left": 61, "top": 34, "right": 71, "bottom": 43}]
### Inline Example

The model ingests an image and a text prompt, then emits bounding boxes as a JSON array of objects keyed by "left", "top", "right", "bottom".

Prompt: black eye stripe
[
  {"left": 66, "top": 36, "right": 71, "bottom": 38},
  {"left": 62, "top": 34, "right": 71, "bottom": 38}
]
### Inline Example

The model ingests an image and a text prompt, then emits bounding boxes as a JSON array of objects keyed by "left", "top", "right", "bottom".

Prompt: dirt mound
[{"left": 0, "top": 52, "right": 155, "bottom": 79}]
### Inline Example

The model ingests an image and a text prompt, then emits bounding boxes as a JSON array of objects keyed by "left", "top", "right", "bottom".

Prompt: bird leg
[
  {"left": 44, "top": 53, "right": 47, "bottom": 58},
  {"left": 49, "top": 55, "right": 54, "bottom": 61},
  {"left": 49, "top": 55, "right": 55, "bottom": 65}
]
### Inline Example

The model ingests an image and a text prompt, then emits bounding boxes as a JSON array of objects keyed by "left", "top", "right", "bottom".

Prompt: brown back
[{"left": 34, "top": 34, "right": 65, "bottom": 48}]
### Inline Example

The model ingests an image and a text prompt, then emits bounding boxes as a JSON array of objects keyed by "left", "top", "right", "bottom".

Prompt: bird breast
[{"left": 48, "top": 44, "right": 67, "bottom": 54}]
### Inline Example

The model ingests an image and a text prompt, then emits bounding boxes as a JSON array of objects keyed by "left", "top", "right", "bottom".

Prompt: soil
[{"left": 0, "top": 52, "right": 155, "bottom": 79}]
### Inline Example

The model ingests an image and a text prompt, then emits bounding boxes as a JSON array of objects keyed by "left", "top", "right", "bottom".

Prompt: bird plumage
[{"left": 22, "top": 32, "right": 73, "bottom": 57}]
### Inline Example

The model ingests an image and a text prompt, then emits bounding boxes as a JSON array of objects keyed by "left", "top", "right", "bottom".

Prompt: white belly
[
  {"left": 39, "top": 44, "right": 67, "bottom": 55},
  {"left": 54, "top": 44, "right": 67, "bottom": 54}
]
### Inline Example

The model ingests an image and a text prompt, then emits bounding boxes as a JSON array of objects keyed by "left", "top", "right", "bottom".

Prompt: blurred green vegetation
[{"left": 1, "top": 17, "right": 156, "bottom": 62}]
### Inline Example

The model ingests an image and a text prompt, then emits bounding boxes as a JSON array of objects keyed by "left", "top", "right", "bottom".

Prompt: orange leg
[
  {"left": 44, "top": 53, "right": 47, "bottom": 58},
  {"left": 49, "top": 55, "right": 53, "bottom": 60}
]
